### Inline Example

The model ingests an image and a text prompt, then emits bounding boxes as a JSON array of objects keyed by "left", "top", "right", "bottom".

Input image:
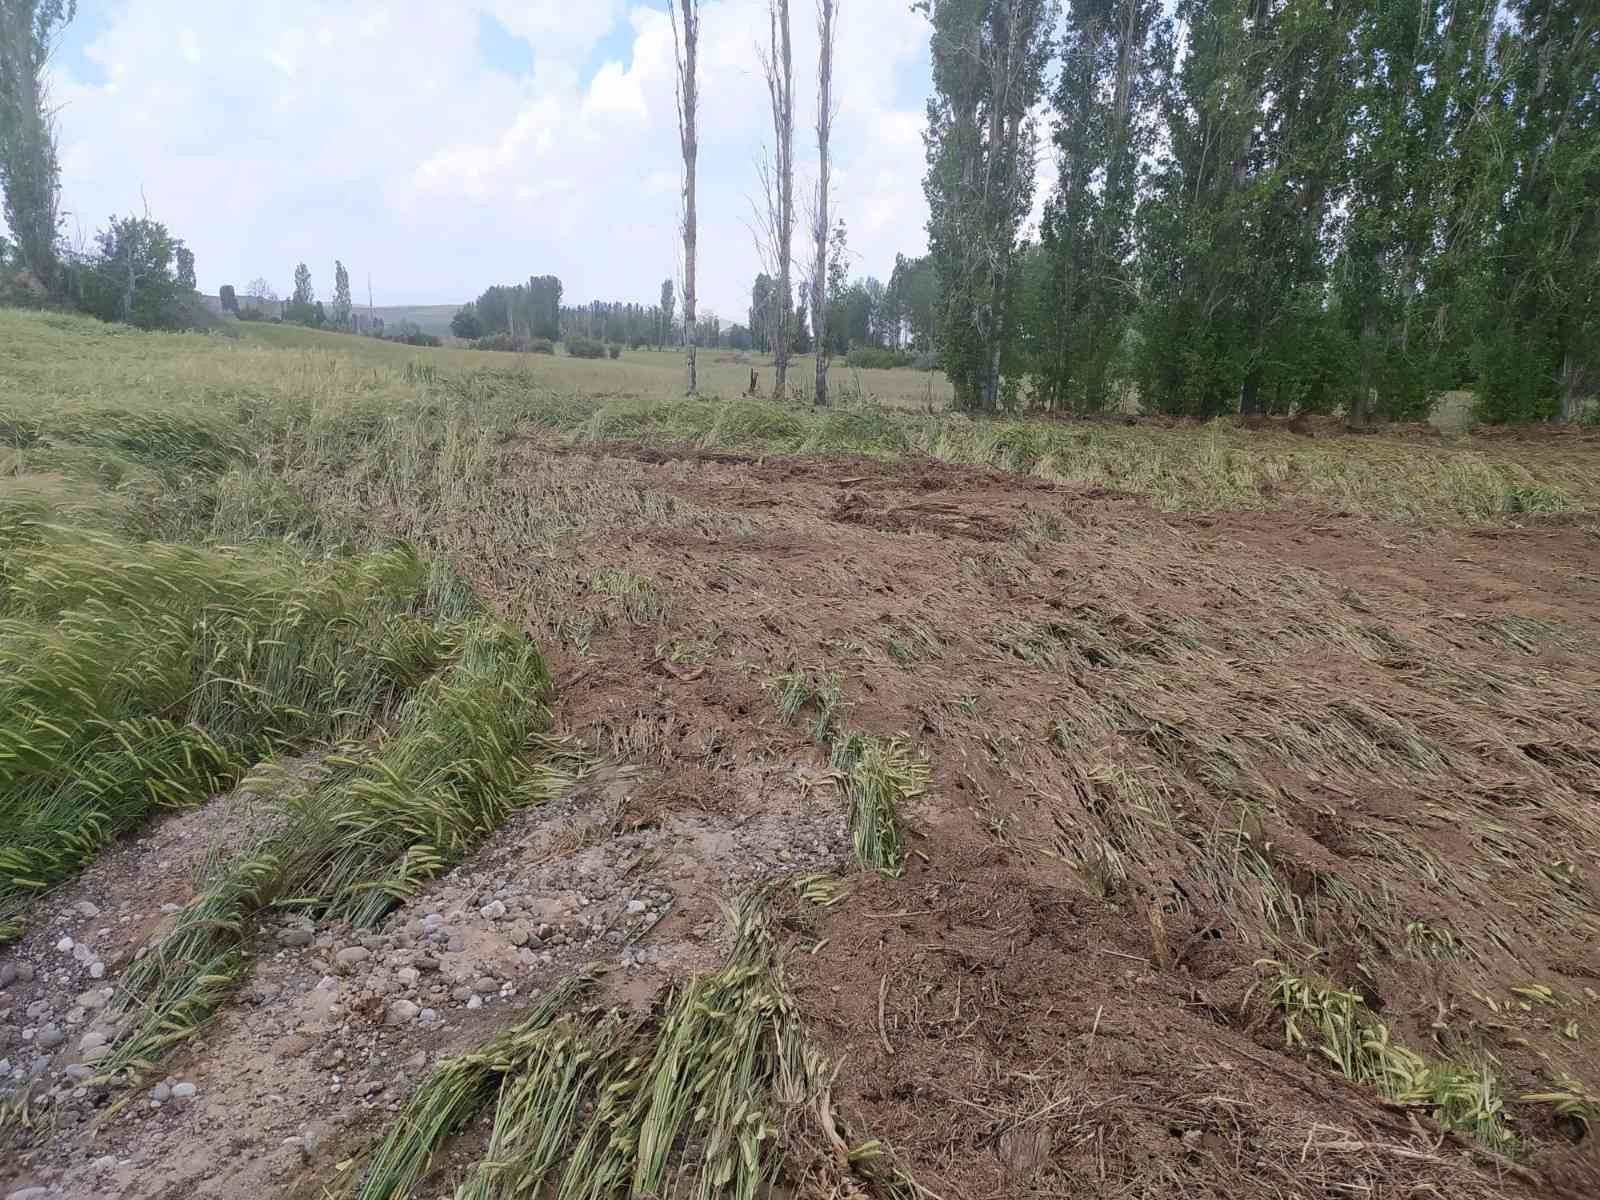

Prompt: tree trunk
[
  {"left": 812, "top": 0, "right": 835, "bottom": 408},
  {"left": 123, "top": 235, "right": 137, "bottom": 323},
  {"left": 1240, "top": 365, "right": 1262, "bottom": 417},
  {"left": 1351, "top": 304, "right": 1378, "bottom": 428},
  {"left": 769, "top": 0, "right": 794, "bottom": 398},
  {"left": 673, "top": 1, "right": 700, "bottom": 395},
  {"left": 1558, "top": 348, "right": 1583, "bottom": 424}
]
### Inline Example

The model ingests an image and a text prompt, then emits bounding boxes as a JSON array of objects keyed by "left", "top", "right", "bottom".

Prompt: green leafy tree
[
  {"left": 659, "top": 277, "right": 676, "bottom": 348},
  {"left": 749, "top": 272, "right": 774, "bottom": 352},
  {"left": 1136, "top": 0, "right": 1356, "bottom": 418},
  {"left": 527, "top": 275, "right": 563, "bottom": 340},
  {"left": 331, "top": 260, "right": 353, "bottom": 329},
  {"left": 0, "top": 0, "right": 75, "bottom": 290},
  {"left": 1466, "top": 1, "right": 1599, "bottom": 423},
  {"left": 1038, "top": 0, "right": 1168, "bottom": 412},
  {"left": 923, "top": 0, "right": 1056, "bottom": 411},
  {"left": 451, "top": 304, "right": 482, "bottom": 339},
  {"left": 76, "top": 214, "right": 193, "bottom": 329},
  {"left": 287, "top": 262, "right": 315, "bottom": 323},
  {"left": 885, "top": 253, "right": 939, "bottom": 352},
  {"left": 175, "top": 245, "right": 195, "bottom": 291}
]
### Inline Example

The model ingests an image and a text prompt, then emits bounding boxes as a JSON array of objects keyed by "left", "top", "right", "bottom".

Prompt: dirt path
[{"left": 5, "top": 438, "right": 1597, "bottom": 1198}]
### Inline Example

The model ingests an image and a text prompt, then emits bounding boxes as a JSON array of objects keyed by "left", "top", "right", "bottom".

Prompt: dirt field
[
  {"left": 3, "top": 311, "right": 1599, "bottom": 1200},
  {"left": 428, "top": 441, "right": 1600, "bottom": 1200}
]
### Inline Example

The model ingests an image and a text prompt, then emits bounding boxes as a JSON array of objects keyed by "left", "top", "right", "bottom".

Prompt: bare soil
[{"left": 5, "top": 436, "right": 1598, "bottom": 1199}]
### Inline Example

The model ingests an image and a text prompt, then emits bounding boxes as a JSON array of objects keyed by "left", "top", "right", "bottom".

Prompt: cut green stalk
[
  {"left": 1263, "top": 964, "right": 1516, "bottom": 1149},
  {"left": 357, "top": 972, "right": 598, "bottom": 1200},
  {"left": 358, "top": 898, "right": 918, "bottom": 1200},
  {"left": 831, "top": 734, "right": 925, "bottom": 877}
]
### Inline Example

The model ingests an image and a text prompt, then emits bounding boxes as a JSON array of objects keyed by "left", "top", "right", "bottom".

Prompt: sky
[{"left": 42, "top": 0, "right": 961, "bottom": 319}]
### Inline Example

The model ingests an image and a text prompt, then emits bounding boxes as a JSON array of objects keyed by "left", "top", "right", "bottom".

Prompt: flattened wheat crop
[{"left": 0, "top": 532, "right": 453, "bottom": 941}]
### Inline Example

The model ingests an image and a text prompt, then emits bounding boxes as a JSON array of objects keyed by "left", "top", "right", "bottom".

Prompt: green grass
[
  {"left": 104, "top": 621, "right": 572, "bottom": 1074},
  {"left": 0, "top": 535, "right": 453, "bottom": 941},
  {"left": 5, "top": 309, "right": 1595, "bottom": 525}
]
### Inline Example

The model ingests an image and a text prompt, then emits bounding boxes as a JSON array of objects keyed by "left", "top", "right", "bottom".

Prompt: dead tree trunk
[
  {"left": 760, "top": 1, "right": 795, "bottom": 398},
  {"left": 811, "top": 0, "right": 837, "bottom": 408},
  {"left": 672, "top": 0, "right": 700, "bottom": 395}
]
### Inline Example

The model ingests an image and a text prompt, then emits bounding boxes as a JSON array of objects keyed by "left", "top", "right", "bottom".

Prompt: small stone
[
  {"left": 451, "top": 986, "right": 474, "bottom": 1003},
  {"left": 472, "top": 976, "right": 498, "bottom": 995},
  {"left": 479, "top": 900, "right": 506, "bottom": 920},
  {"left": 1181, "top": 1129, "right": 1203, "bottom": 1150},
  {"left": 64, "top": 1064, "right": 93, "bottom": 1083},
  {"left": 627, "top": 900, "right": 647, "bottom": 915},
  {"left": 160, "top": 902, "right": 181, "bottom": 914},
  {"left": 357, "top": 1079, "right": 383, "bottom": 1097},
  {"left": 0, "top": 964, "right": 16, "bottom": 988},
  {"left": 15, "top": 963, "right": 33, "bottom": 983},
  {"left": 419, "top": 1008, "right": 437, "bottom": 1026},
  {"left": 78, "top": 1030, "right": 107, "bottom": 1053},
  {"left": 55, "top": 936, "right": 74, "bottom": 953},
  {"left": 385, "top": 999, "right": 419, "bottom": 1025},
  {"left": 6, "top": 1187, "right": 50, "bottom": 1200},
  {"left": 415, "top": 955, "right": 440, "bottom": 972},
  {"left": 92, "top": 1155, "right": 118, "bottom": 1172},
  {"left": 466, "top": 995, "right": 483, "bottom": 1011},
  {"left": 78, "top": 988, "right": 111, "bottom": 1009},
  {"left": 72, "top": 942, "right": 95, "bottom": 965},
  {"left": 278, "top": 928, "right": 314, "bottom": 948},
  {"left": 404, "top": 1050, "right": 427, "bottom": 1070},
  {"left": 73, "top": 901, "right": 101, "bottom": 918},
  {"left": 396, "top": 967, "right": 419, "bottom": 987},
  {"left": 172, "top": 1081, "right": 197, "bottom": 1100},
  {"left": 335, "top": 946, "right": 371, "bottom": 968},
  {"left": 507, "top": 923, "right": 530, "bottom": 948},
  {"left": 89, "top": 961, "right": 105, "bottom": 980},
  {"left": 151, "top": 1082, "right": 172, "bottom": 1102},
  {"left": 35, "top": 1025, "right": 64, "bottom": 1050}
]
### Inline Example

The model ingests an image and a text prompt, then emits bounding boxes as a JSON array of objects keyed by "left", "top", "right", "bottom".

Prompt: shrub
[
  {"left": 451, "top": 305, "right": 483, "bottom": 339},
  {"left": 386, "top": 320, "right": 441, "bottom": 348},
  {"left": 566, "top": 336, "right": 606, "bottom": 359},
  {"left": 608, "top": 344, "right": 621, "bottom": 359},
  {"left": 847, "top": 346, "right": 915, "bottom": 370},
  {"left": 471, "top": 334, "right": 554, "bottom": 354}
]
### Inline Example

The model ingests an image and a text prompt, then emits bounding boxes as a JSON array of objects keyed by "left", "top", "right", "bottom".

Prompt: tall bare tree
[
  {"left": 0, "top": 0, "right": 75, "bottom": 291},
  {"left": 810, "top": 0, "right": 837, "bottom": 407},
  {"left": 757, "top": 0, "right": 795, "bottom": 396},
  {"left": 670, "top": 0, "right": 700, "bottom": 394}
]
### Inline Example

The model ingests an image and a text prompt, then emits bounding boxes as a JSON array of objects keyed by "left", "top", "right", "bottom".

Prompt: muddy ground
[{"left": 4, "top": 437, "right": 1598, "bottom": 1199}]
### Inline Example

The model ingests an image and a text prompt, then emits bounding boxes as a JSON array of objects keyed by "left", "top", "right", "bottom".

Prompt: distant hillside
[{"left": 366, "top": 304, "right": 460, "bottom": 337}]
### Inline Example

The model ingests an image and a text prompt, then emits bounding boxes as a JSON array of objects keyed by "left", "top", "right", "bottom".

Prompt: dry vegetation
[{"left": 2, "top": 308, "right": 1599, "bottom": 1199}]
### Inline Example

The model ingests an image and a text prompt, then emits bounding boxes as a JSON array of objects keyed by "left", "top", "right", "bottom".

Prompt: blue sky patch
[{"left": 478, "top": 12, "right": 535, "bottom": 78}]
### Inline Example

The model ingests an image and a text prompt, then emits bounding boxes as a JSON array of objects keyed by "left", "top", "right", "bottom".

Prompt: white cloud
[
  {"left": 40, "top": 0, "right": 940, "bottom": 316},
  {"left": 489, "top": 0, "right": 627, "bottom": 58}
]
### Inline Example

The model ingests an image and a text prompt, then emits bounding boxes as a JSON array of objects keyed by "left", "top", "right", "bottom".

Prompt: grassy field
[
  {"left": 245, "top": 318, "right": 958, "bottom": 408},
  {"left": 2, "top": 306, "right": 1598, "bottom": 1200}
]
